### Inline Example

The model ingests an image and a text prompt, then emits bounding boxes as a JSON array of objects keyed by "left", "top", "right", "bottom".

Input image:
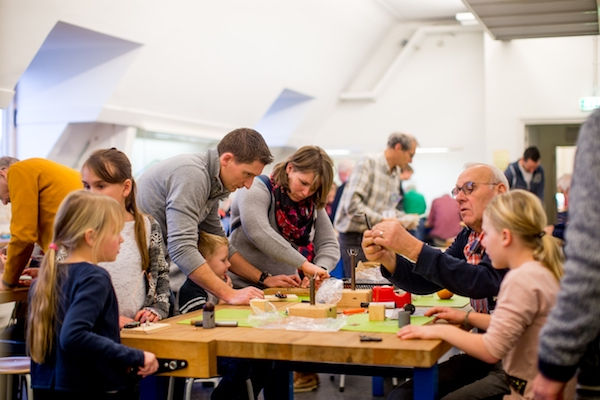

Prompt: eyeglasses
[{"left": 451, "top": 181, "right": 498, "bottom": 198}]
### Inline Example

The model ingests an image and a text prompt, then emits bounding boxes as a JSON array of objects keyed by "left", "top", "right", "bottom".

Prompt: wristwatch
[{"left": 258, "top": 271, "right": 271, "bottom": 284}]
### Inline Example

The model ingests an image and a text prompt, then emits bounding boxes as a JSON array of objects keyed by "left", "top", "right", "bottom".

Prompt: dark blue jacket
[
  {"left": 31, "top": 262, "right": 144, "bottom": 394},
  {"left": 381, "top": 227, "right": 507, "bottom": 302},
  {"left": 504, "top": 160, "right": 545, "bottom": 201}
]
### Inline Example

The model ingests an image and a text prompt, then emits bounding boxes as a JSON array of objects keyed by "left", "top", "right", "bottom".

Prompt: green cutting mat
[
  {"left": 341, "top": 313, "right": 434, "bottom": 333},
  {"left": 411, "top": 294, "right": 470, "bottom": 308},
  {"left": 177, "top": 308, "right": 432, "bottom": 333},
  {"left": 177, "top": 309, "right": 254, "bottom": 327}
]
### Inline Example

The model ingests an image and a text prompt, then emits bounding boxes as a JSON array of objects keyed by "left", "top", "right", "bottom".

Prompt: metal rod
[
  {"left": 309, "top": 275, "right": 316, "bottom": 305},
  {"left": 348, "top": 248, "right": 358, "bottom": 291}
]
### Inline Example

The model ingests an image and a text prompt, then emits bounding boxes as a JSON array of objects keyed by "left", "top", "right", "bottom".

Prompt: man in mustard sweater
[{"left": 0, "top": 157, "right": 82, "bottom": 289}]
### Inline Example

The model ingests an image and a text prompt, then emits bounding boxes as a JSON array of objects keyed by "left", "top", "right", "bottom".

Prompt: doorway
[{"left": 526, "top": 124, "right": 580, "bottom": 224}]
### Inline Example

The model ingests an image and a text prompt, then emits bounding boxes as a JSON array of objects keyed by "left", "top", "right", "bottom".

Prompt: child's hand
[
  {"left": 397, "top": 325, "right": 439, "bottom": 340},
  {"left": 424, "top": 307, "right": 467, "bottom": 324},
  {"left": 135, "top": 309, "right": 160, "bottom": 323},
  {"left": 119, "top": 316, "right": 135, "bottom": 330},
  {"left": 223, "top": 274, "right": 233, "bottom": 288},
  {"left": 138, "top": 351, "right": 158, "bottom": 377}
]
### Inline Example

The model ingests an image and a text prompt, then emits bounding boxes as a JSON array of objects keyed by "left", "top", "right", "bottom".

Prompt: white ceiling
[{"left": 377, "top": 0, "right": 468, "bottom": 21}]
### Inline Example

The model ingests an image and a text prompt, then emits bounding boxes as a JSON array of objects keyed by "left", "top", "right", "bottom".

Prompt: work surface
[
  {"left": 0, "top": 287, "right": 28, "bottom": 304},
  {"left": 121, "top": 305, "right": 452, "bottom": 379}
]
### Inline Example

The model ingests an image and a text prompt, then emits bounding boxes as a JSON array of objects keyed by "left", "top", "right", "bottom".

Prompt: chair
[{"left": 0, "top": 356, "right": 33, "bottom": 400}]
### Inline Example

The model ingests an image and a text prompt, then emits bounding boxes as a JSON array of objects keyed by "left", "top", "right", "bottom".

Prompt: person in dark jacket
[
  {"left": 504, "top": 146, "right": 545, "bottom": 201},
  {"left": 363, "top": 163, "right": 511, "bottom": 400}
]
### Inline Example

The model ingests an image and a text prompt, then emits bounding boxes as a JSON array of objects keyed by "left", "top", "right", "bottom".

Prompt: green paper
[
  {"left": 411, "top": 294, "right": 470, "bottom": 308},
  {"left": 341, "top": 313, "right": 434, "bottom": 333},
  {"left": 177, "top": 309, "right": 253, "bottom": 327}
]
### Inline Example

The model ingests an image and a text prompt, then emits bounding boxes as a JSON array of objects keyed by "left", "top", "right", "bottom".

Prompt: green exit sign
[{"left": 580, "top": 96, "right": 600, "bottom": 111}]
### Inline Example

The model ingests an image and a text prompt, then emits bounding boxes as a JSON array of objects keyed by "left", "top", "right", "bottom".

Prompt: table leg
[{"left": 413, "top": 365, "right": 438, "bottom": 400}]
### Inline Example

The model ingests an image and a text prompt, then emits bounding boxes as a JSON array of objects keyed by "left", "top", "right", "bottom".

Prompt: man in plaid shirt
[{"left": 334, "top": 132, "right": 417, "bottom": 277}]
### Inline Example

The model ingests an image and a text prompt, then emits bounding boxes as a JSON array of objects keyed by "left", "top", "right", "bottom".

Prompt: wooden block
[
  {"left": 124, "top": 323, "right": 170, "bottom": 334},
  {"left": 368, "top": 303, "right": 385, "bottom": 321},
  {"left": 287, "top": 303, "right": 337, "bottom": 318},
  {"left": 249, "top": 298, "right": 276, "bottom": 313},
  {"left": 264, "top": 294, "right": 299, "bottom": 302},
  {"left": 264, "top": 287, "right": 309, "bottom": 296},
  {"left": 337, "top": 289, "right": 372, "bottom": 308}
]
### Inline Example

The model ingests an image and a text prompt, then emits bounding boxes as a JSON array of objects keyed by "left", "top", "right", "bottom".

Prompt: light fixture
[{"left": 455, "top": 12, "right": 477, "bottom": 26}]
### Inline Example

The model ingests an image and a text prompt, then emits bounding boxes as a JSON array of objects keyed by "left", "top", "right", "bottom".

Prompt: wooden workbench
[
  {"left": 0, "top": 287, "right": 28, "bottom": 304},
  {"left": 122, "top": 306, "right": 451, "bottom": 399}
]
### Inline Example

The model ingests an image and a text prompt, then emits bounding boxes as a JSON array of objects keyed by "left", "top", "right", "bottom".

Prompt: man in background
[
  {"left": 334, "top": 132, "right": 417, "bottom": 277},
  {"left": 0, "top": 157, "right": 82, "bottom": 290},
  {"left": 504, "top": 145, "right": 545, "bottom": 201}
]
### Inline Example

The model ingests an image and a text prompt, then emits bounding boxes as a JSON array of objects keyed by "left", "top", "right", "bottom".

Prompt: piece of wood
[
  {"left": 287, "top": 303, "right": 336, "bottom": 318},
  {"left": 368, "top": 303, "right": 385, "bottom": 321},
  {"left": 124, "top": 323, "right": 171, "bottom": 334},
  {"left": 263, "top": 287, "right": 309, "bottom": 296},
  {"left": 264, "top": 294, "right": 299, "bottom": 302},
  {"left": 337, "top": 289, "right": 372, "bottom": 308}
]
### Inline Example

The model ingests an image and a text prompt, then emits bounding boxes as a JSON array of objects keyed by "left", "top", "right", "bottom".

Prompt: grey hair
[
  {"left": 0, "top": 156, "right": 19, "bottom": 170},
  {"left": 387, "top": 132, "right": 417, "bottom": 150},
  {"left": 464, "top": 163, "right": 509, "bottom": 188},
  {"left": 557, "top": 174, "right": 572, "bottom": 192}
]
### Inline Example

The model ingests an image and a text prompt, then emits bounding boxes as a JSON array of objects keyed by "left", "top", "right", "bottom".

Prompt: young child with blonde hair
[
  {"left": 178, "top": 231, "right": 231, "bottom": 313},
  {"left": 27, "top": 190, "right": 158, "bottom": 398},
  {"left": 398, "top": 190, "right": 571, "bottom": 399}
]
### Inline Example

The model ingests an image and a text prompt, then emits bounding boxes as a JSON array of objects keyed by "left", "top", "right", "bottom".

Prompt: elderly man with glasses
[{"left": 363, "top": 163, "right": 510, "bottom": 400}]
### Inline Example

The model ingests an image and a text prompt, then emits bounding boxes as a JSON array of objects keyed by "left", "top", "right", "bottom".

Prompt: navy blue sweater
[
  {"left": 381, "top": 227, "right": 507, "bottom": 301},
  {"left": 31, "top": 262, "right": 144, "bottom": 393}
]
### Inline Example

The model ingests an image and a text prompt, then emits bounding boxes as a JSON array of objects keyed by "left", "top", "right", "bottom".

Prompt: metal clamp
[{"left": 156, "top": 358, "right": 188, "bottom": 374}]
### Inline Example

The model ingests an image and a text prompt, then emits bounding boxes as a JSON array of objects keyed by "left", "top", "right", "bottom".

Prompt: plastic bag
[{"left": 315, "top": 278, "right": 343, "bottom": 304}]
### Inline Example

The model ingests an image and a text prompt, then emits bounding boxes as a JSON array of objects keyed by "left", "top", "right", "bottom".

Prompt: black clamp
[{"left": 156, "top": 358, "right": 188, "bottom": 374}]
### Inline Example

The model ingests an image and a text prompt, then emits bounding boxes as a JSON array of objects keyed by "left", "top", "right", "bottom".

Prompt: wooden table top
[
  {"left": 121, "top": 305, "right": 452, "bottom": 378},
  {"left": 0, "top": 287, "right": 29, "bottom": 304}
]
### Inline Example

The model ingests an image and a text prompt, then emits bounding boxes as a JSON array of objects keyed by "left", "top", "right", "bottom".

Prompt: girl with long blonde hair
[
  {"left": 397, "top": 190, "right": 569, "bottom": 399},
  {"left": 27, "top": 190, "right": 157, "bottom": 398}
]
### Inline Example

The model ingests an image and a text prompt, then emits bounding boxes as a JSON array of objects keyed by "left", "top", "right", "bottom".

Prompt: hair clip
[{"left": 48, "top": 243, "right": 59, "bottom": 251}]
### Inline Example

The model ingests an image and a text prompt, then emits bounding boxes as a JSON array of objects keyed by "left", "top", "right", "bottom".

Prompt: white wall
[{"left": 483, "top": 35, "right": 594, "bottom": 162}]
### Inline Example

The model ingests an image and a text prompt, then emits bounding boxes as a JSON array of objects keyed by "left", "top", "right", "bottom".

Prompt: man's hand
[
  {"left": 371, "top": 220, "right": 424, "bottom": 261},
  {"left": 224, "top": 286, "right": 264, "bottom": 305},
  {"left": 138, "top": 351, "right": 159, "bottom": 377},
  {"left": 532, "top": 374, "right": 567, "bottom": 400},
  {"left": 264, "top": 274, "right": 301, "bottom": 288},
  {"left": 362, "top": 229, "right": 397, "bottom": 273}
]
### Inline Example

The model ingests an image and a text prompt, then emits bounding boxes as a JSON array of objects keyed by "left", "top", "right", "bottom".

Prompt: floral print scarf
[{"left": 271, "top": 177, "right": 316, "bottom": 262}]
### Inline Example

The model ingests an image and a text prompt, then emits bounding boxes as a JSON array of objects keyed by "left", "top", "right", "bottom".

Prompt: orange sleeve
[{"left": 2, "top": 164, "right": 39, "bottom": 286}]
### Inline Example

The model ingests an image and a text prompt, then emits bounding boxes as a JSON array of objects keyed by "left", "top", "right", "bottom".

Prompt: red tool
[{"left": 372, "top": 286, "right": 411, "bottom": 308}]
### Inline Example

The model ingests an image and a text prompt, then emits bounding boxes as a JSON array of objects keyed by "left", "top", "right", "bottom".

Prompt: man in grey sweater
[
  {"left": 138, "top": 128, "right": 300, "bottom": 305},
  {"left": 533, "top": 109, "right": 600, "bottom": 399}
]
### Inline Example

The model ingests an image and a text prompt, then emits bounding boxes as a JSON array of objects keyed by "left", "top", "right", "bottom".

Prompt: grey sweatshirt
[
  {"left": 229, "top": 176, "right": 340, "bottom": 288},
  {"left": 137, "top": 150, "right": 234, "bottom": 290},
  {"left": 537, "top": 109, "right": 600, "bottom": 384}
]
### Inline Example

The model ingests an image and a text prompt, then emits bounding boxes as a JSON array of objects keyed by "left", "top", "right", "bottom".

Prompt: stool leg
[
  {"left": 184, "top": 378, "right": 194, "bottom": 400},
  {"left": 25, "top": 374, "right": 33, "bottom": 400},
  {"left": 166, "top": 376, "right": 174, "bottom": 400},
  {"left": 339, "top": 374, "right": 345, "bottom": 392}
]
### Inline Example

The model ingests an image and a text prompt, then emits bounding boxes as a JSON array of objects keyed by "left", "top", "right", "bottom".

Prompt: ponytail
[
  {"left": 27, "top": 246, "right": 62, "bottom": 363},
  {"left": 533, "top": 233, "right": 563, "bottom": 281}
]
